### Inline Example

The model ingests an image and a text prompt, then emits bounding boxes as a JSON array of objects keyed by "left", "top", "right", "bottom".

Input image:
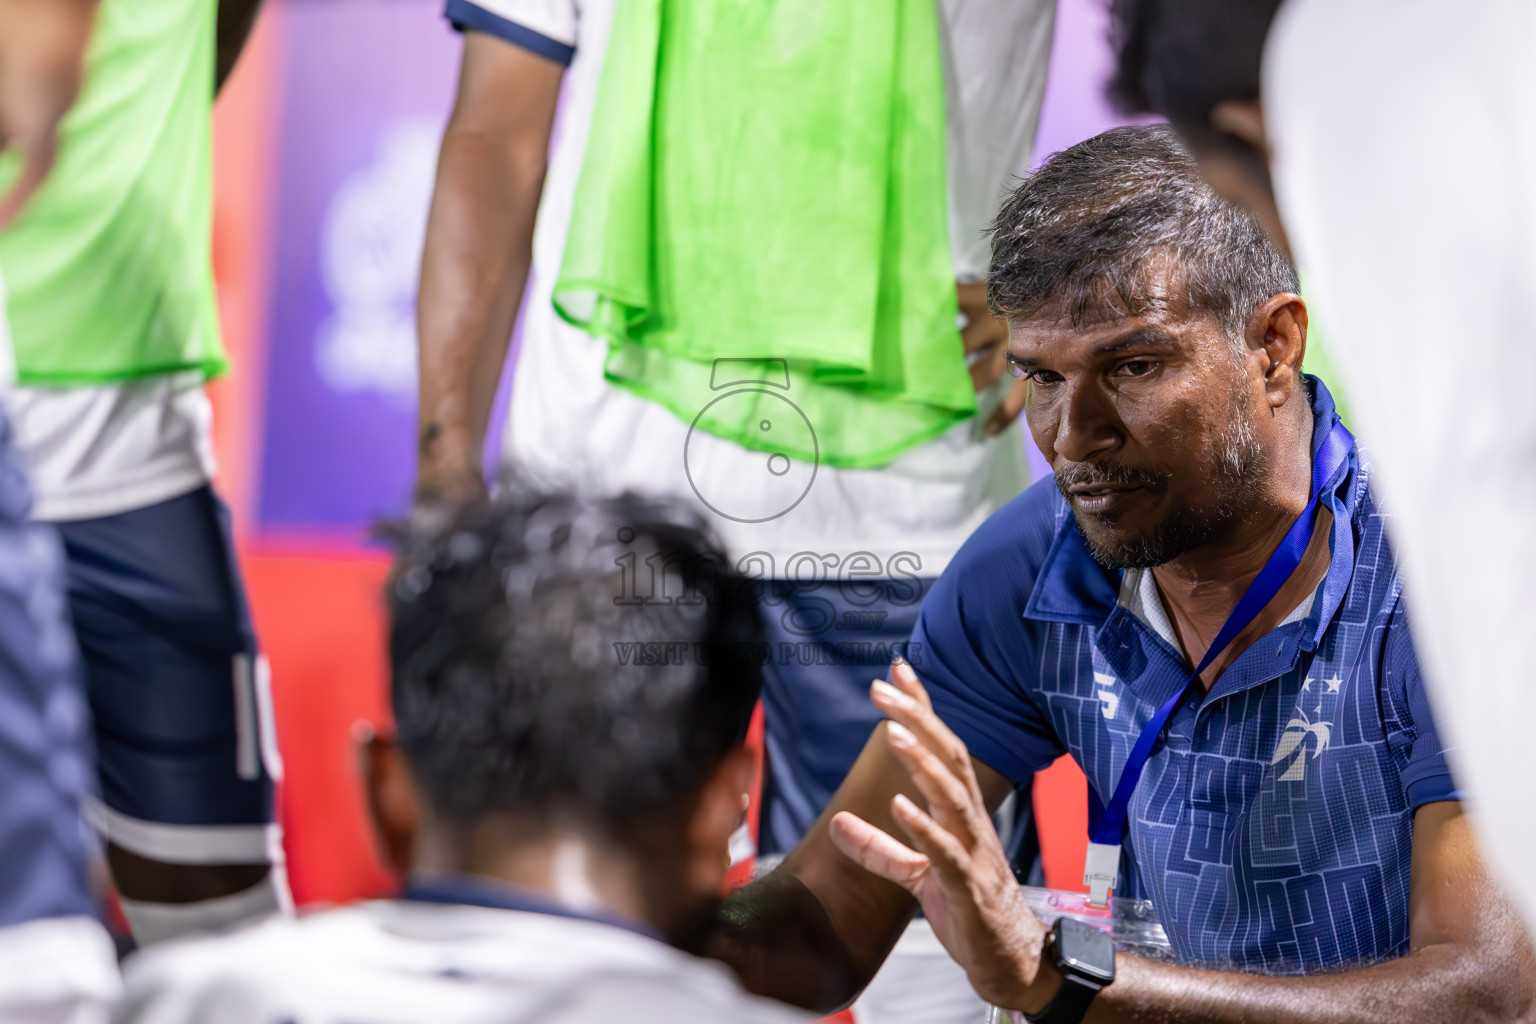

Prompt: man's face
[{"left": 1008, "top": 272, "right": 1269, "bottom": 569}]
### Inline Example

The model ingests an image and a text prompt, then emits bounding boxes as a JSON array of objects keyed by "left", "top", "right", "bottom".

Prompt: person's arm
[
  {"left": 710, "top": 495, "right": 1062, "bottom": 1010},
  {"left": 0, "top": 0, "right": 95, "bottom": 227},
  {"left": 705, "top": 667, "right": 1016, "bottom": 1012},
  {"left": 1089, "top": 800, "right": 1536, "bottom": 1023},
  {"left": 839, "top": 667, "right": 1536, "bottom": 1024},
  {"left": 214, "top": 0, "right": 261, "bottom": 92},
  {"left": 415, "top": 30, "right": 562, "bottom": 505}
]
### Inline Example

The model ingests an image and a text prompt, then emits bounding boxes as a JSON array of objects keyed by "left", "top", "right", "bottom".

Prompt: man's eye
[
  {"left": 1013, "top": 367, "right": 1062, "bottom": 385},
  {"left": 1116, "top": 360, "right": 1156, "bottom": 378}
]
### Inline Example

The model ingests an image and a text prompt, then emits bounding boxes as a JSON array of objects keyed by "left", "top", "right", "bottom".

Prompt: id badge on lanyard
[{"left": 1082, "top": 420, "right": 1355, "bottom": 907}]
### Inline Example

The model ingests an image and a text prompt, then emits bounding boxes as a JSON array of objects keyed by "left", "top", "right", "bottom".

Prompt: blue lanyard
[{"left": 1082, "top": 419, "right": 1355, "bottom": 906}]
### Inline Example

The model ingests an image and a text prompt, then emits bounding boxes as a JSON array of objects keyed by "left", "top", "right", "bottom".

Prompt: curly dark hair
[{"left": 386, "top": 487, "right": 763, "bottom": 837}]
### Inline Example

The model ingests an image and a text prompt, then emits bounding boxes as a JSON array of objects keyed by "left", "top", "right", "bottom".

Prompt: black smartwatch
[{"left": 1022, "top": 917, "right": 1116, "bottom": 1024}]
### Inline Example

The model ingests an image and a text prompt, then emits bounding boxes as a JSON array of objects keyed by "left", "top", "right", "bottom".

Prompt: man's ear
[
  {"left": 1245, "top": 292, "right": 1308, "bottom": 413},
  {"left": 359, "top": 726, "right": 420, "bottom": 879},
  {"left": 683, "top": 746, "right": 756, "bottom": 896}
]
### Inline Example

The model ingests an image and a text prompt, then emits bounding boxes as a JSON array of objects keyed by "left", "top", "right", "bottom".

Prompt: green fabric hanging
[
  {"left": 553, "top": 0, "right": 976, "bottom": 470},
  {"left": 0, "top": 0, "right": 224, "bottom": 385}
]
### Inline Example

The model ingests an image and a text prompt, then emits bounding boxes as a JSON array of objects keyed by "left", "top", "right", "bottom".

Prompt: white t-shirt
[
  {"left": 1264, "top": 0, "right": 1536, "bottom": 935},
  {"left": 476, "top": 0, "right": 1055, "bottom": 577},
  {"left": 0, "top": 374, "right": 215, "bottom": 522},
  {"left": 0, "top": 246, "right": 215, "bottom": 524},
  {"left": 117, "top": 899, "right": 809, "bottom": 1024}
]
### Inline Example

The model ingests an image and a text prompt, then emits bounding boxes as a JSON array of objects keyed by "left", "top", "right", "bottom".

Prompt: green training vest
[
  {"left": 554, "top": 0, "right": 976, "bottom": 470},
  {"left": 0, "top": 0, "right": 225, "bottom": 385}
]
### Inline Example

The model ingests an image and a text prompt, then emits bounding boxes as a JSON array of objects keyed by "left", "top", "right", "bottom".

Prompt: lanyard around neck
[{"left": 1081, "top": 419, "right": 1355, "bottom": 906}]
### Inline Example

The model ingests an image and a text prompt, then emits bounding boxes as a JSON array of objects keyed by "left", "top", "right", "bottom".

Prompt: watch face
[{"left": 1056, "top": 918, "right": 1116, "bottom": 985}]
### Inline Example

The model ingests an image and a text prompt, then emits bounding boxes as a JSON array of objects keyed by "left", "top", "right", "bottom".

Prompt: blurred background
[{"left": 214, "top": 0, "right": 1151, "bottom": 909}]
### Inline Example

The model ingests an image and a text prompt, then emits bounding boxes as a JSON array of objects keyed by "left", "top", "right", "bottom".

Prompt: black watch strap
[
  {"left": 1021, "top": 923, "right": 1109, "bottom": 1024},
  {"left": 1022, "top": 973, "right": 1102, "bottom": 1024}
]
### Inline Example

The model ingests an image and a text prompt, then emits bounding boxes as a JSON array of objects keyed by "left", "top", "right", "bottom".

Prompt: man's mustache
[{"left": 1054, "top": 461, "right": 1168, "bottom": 497}]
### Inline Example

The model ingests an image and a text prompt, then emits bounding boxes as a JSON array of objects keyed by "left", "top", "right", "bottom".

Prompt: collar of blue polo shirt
[{"left": 1082, "top": 420, "right": 1355, "bottom": 908}]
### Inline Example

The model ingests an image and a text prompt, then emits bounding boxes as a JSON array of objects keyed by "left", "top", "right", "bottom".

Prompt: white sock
[{"left": 119, "top": 865, "right": 292, "bottom": 946}]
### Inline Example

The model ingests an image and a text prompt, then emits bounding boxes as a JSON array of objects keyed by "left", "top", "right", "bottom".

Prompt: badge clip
[{"left": 1083, "top": 841, "right": 1120, "bottom": 908}]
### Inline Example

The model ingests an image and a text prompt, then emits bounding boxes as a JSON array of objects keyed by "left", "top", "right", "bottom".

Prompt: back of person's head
[
  {"left": 1108, "top": 0, "right": 1283, "bottom": 127},
  {"left": 988, "top": 123, "right": 1296, "bottom": 339},
  {"left": 384, "top": 487, "right": 763, "bottom": 848}
]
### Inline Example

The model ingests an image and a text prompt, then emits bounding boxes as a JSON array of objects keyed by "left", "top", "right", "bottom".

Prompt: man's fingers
[
  {"left": 961, "top": 318, "right": 1007, "bottom": 355},
  {"left": 888, "top": 660, "right": 933, "bottom": 710},
  {"left": 875, "top": 664, "right": 984, "bottom": 804},
  {"left": 956, "top": 281, "right": 990, "bottom": 317},
  {"left": 829, "top": 810, "right": 931, "bottom": 892},
  {"left": 874, "top": 682, "right": 975, "bottom": 796},
  {"left": 967, "top": 342, "right": 1007, "bottom": 392},
  {"left": 957, "top": 281, "right": 1016, "bottom": 399},
  {"left": 890, "top": 793, "right": 973, "bottom": 884},
  {"left": 985, "top": 377, "right": 1030, "bottom": 436},
  {"left": 885, "top": 722, "right": 989, "bottom": 850}
]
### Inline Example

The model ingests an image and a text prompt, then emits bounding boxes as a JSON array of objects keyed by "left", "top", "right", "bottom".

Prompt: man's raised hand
[
  {"left": 828, "top": 661, "right": 1061, "bottom": 1014},
  {"left": 957, "top": 282, "right": 1028, "bottom": 437}
]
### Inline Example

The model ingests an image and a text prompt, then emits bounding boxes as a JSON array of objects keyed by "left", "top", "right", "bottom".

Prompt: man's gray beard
[{"left": 1075, "top": 391, "right": 1267, "bottom": 571}]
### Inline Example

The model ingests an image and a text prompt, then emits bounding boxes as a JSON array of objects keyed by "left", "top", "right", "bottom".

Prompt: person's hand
[
  {"left": 410, "top": 462, "right": 489, "bottom": 542},
  {"left": 0, "top": 0, "right": 95, "bottom": 227},
  {"left": 413, "top": 418, "right": 491, "bottom": 522},
  {"left": 958, "top": 281, "right": 1028, "bottom": 437},
  {"left": 413, "top": 459, "right": 489, "bottom": 512},
  {"left": 829, "top": 661, "right": 1062, "bottom": 1013}
]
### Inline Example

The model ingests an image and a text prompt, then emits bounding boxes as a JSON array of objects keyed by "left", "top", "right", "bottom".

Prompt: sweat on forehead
[
  {"left": 987, "top": 124, "right": 1297, "bottom": 337},
  {"left": 1002, "top": 249, "right": 1193, "bottom": 333}
]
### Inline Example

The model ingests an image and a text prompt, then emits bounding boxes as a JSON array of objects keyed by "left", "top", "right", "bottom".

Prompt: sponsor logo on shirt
[
  {"left": 1094, "top": 671, "right": 1120, "bottom": 720},
  {"left": 1270, "top": 688, "right": 1335, "bottom": 782}
]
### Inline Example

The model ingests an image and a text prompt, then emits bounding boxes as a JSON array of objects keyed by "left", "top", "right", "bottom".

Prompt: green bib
[
  {"left": 554, "top": 0, "right": 975, "bottom": 470},
  {"left": 0, "top": 0, "right": 224, "bottom": 385}
]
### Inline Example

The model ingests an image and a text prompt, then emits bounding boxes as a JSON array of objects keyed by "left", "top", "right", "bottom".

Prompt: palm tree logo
[{"left": 1270, "top": 708, "right": 1332, "bottom": 782}]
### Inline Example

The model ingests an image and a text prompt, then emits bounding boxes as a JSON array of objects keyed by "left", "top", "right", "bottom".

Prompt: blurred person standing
[
  {"left": 0, "top": 0, "right": 121, "bottom": 1019},
  {"left": 0, "top": 0, "right": 287, "bottom": 946},
  {"left": 415, "top": 5, "right": 1054, "bottom": 1018},
  {"left": 1107, "top": 0, "right": 1536, "bottom": 944}
]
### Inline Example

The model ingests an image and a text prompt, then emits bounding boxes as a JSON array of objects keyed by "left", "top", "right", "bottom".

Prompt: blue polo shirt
[{"left": 914, "top": 379, "right": 1459, "bottom": 974}]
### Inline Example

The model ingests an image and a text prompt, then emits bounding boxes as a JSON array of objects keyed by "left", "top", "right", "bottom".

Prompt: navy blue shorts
[{"left": 57, "top": 486, "right": 278, "bottom": 866}]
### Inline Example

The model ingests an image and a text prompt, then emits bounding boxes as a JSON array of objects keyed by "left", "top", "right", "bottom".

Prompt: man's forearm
[
  {"left": 705, "top": 872, "right": 887, "bottom": 1013},
  {"left": 415, "top": 122, "right": 544, "bottom": 501},
  {"left": 1088, "top": 938, "right": 1534, "bottom": 1024}
]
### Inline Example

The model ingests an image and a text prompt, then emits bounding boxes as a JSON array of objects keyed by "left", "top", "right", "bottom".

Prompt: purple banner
[{"left": 258, "top": 0, "right": 461, "bottom": 534}]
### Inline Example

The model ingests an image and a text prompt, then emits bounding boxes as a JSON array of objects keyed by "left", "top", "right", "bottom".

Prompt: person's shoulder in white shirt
[{"left": 118, "top": 894, "right": 806, "bottom": 1024}]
